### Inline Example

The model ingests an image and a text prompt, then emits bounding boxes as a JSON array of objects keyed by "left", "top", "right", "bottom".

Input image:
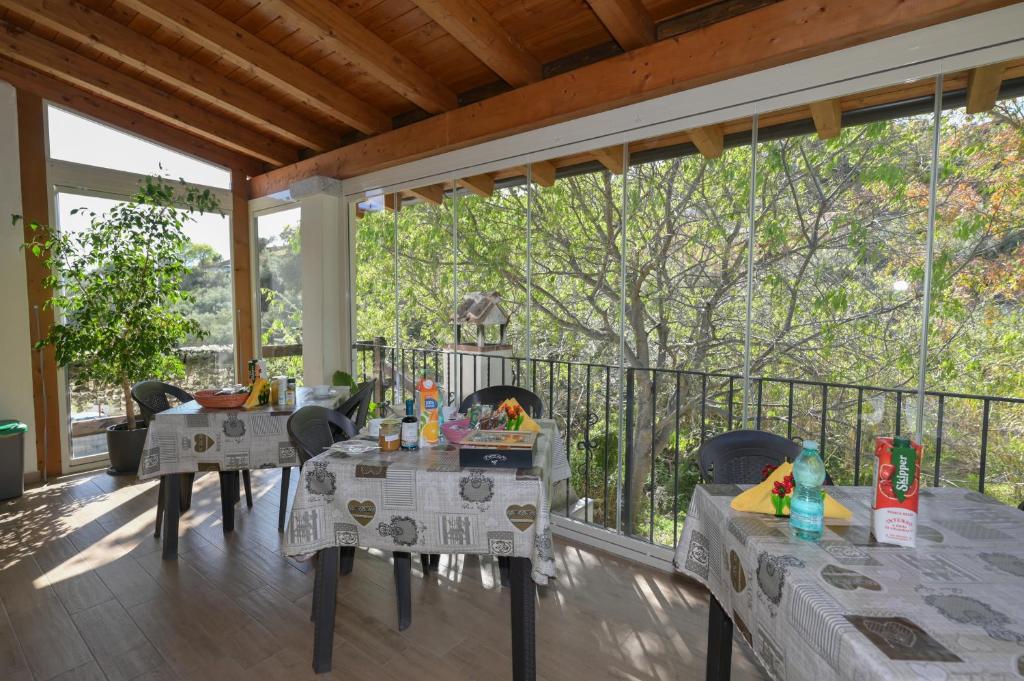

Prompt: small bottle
[
  {"left": 790, "top": 440, "right": 826, "bottom": 541},
  {"left": 401, "top": 399, "right": 419, "bottom": 450},
  {"left": 286, "top": 378, "right": 296, "bottom": 406}
]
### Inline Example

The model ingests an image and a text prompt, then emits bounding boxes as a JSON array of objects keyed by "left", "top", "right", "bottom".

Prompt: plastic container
[
  {"left": 0, "top": 420, "right": 28, "bottom": 501},
  {"left": 790, "top": 440, "right": 825, "bottom": 541}
]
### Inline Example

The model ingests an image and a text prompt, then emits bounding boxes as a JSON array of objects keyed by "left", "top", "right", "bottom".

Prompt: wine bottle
[{"left": 401, "top": 398, "right": 419, "bottom": 450}]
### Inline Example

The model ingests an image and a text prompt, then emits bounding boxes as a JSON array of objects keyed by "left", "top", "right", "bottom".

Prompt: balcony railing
[{"left": 353, "top": 339, "right": 1024, "bottom": 548}]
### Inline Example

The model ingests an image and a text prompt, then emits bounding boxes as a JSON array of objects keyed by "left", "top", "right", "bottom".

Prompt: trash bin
[{"left": 0, "top": 420, "right": 28, "bottom": 501}]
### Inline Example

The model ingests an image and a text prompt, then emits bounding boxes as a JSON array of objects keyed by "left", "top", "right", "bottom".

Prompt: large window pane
[
  {"left": 257, "top": 207, "right": 303, "bottom": 382},
  {"left": 751, "top": 86, "right": 935, "bottom": 486},
  {"left": 57, "top": 192, "right": 234, "bottom": 459},
  {"left": 928, "top": 79, "right": 1024, "bottom": 501}
]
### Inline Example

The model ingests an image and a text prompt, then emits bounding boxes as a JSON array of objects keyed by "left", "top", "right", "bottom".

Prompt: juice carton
[
  {"left": 871, "top": 436, "right": 923, "bottom": 547},
  {"left": 416, "top": 378, "right": 441, "bottom": 445}
]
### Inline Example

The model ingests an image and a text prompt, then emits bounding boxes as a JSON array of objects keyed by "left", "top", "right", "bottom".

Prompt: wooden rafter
[
  {"left": 966, "top": 62, "right": 1006, "bottom": 114},
  {"left": 0, "top": 23, "right": 298, "bottom": 165},
  {"left": 459, "top": 174, "right": 495, "bottom": 197},
  {"left": 411, "top": 0, "right": 541, "bottom": 87},
  {"left": 407, "top": 184, "right": 446, "bottom": 205},
  {"left": 117, "top": 0, "right": 391, "bottom": 135},
  {"left": 592, "top": 146, "right": 625, "bottom": 174},
  {"left": 263, "top": 0, "right": 456, "bottom": 114},
  {"left": 0, "top": 57, "right": 262, "bottom": 174},
  {"left": 1, "top": 0, "right": 339, "bottom": 152},
  {"left": 530, "top": 161, "right": 556, "bottom": 188},
  {"left": 252, "top": 0, "right": 1017, "bottom": 196},
  {"left": 585, "top": 0, "right": 655, "bottom": 51},
  {"left": 688, "top": 125, "right": 724, "bottom": 158},
  {"left": 808, "top": 99, "right": 843, "bottom": 139}
]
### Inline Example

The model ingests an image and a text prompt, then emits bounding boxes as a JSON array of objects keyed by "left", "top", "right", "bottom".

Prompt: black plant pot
[{"left": 106, "top": 422, "right": 148, "bottom": 476}]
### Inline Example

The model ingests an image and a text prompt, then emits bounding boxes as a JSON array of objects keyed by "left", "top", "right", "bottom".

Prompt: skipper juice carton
[{"left": 871, "top": 436, "right": 924, "bottom": 547}]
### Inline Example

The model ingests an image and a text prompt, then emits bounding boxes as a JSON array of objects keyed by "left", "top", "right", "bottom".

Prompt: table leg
[
  {"left": 340, "top": 547, "right": 355, "bottom": 576},
  {"left": 218, "top": 472, "right": 236, "bottom": 533},
  {"left": 498, "top": 555, "right": 511, "bottom": 588},
  {"left": 393, "top": 552, "right": 412, "bottom": 631},
  {"left": 509, "top": 557, "right": 536, "bottom": 681},
  {"left": 161, "top": 473, "right": 180, "bottom": 560},
  {"left": 706, "top": 594, "right": 733, "bottom": 681},
  {"left": 278, "top": 467, "right": 291, "bottom": 533},
  {"left": 242, "top": 470, "right": 253, "bottom": 508},
  {"left": 313, "top": 547, "right": 340, "bottom": 673}
]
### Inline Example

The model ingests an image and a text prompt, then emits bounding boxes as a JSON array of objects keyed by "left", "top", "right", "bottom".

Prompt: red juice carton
[{"left": 871, "top": 436, "right": 924, "bottom": 547}]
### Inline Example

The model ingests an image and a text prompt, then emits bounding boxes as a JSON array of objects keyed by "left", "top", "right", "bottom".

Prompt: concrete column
[{"left": 294, "top": 177, "right": 353, "bottom": 385}]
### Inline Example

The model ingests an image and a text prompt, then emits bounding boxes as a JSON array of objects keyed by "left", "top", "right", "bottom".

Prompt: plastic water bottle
[{"left": 790, "top": 440, "right": 826, "bottom": 541}]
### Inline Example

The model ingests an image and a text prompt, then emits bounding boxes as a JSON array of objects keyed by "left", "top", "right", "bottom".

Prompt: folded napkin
[
  {"left": 730, "top": 462, "right": 852, "bottom": 519},
  {"left": 497, "top": 398, "right": 541, "bottom": 432}
]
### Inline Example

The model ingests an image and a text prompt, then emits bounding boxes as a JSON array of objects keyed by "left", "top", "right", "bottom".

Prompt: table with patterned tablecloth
[
  {"left": 674, "top": 485, "right": 1024, "bottom": 681},
  {"left": 285, "top": 419, "right": 566, "bottom": 677}
]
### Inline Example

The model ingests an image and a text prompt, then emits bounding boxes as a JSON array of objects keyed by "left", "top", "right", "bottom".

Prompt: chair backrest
[
  {"left": 458, "top": 385, "right": 544, "bottom": 418},
  {"left": 697, "top": 429, "right": 798, "bottom": 484},
  {"left": 131, "top": 381, "right": 194, "bottom": 423},
  {"left": 287, "top": 405, "right": 357, "bottom": 463},
  {"left": 335, "top": 380, "right": 375, "bottom": 431}
]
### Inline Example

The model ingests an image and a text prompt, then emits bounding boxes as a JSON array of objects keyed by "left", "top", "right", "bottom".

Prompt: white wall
[{"left": 0, "top": 82, "right": 39, "bottom": 476}]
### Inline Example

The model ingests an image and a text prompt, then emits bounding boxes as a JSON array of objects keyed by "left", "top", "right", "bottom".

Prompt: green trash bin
[{"left": 0, "top": 420, "right": 28, "bottom": 501}]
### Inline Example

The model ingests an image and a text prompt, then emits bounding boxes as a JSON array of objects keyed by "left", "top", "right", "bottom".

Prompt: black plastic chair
[
  {"left": 287, "top": 405, "right": 417, "bottom": 631},
  {"left": 336, "top": 379, "right": 375, "bottom": 431},
  {"left": 458, "top": 385, "right": 544, "bottom": 418},
  {"left": 696, "top": 429, "right": 798, "bottom": 484},
  {"left": 131, "top": 380, "right": 257, "bottom": 538}
]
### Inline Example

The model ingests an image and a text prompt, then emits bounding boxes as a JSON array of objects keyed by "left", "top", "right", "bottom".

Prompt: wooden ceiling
[{"left": 0, "top": 0, "right": 1016, "bottom": 192}]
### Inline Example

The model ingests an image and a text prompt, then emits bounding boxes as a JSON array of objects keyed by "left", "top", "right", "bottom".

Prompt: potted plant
[{"left": 16, "top": 178, "right": 219, "bottom": 473}]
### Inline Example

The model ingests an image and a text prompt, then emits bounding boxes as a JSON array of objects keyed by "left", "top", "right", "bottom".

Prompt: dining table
[
  {"left": 282, "top": 418, "right": 568, "bottom": 679},
  {"left": 137, "top": 386, "right": 344, "bottom": 559},
  {"left": 674, "top": 484, "right": 1024, "bottom": 681}
]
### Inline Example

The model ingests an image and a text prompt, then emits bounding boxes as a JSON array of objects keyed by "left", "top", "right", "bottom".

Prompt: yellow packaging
[{"left": 417, "top": 378, "right": 441, "bottom": 444}]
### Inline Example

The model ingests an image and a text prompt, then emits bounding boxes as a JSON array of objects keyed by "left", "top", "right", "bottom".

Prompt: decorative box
[{"left": 458, "top": 430, "right": 537, "bottom": 469}]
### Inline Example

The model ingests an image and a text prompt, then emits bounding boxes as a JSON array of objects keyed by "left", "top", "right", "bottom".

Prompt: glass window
[
  {"left": 257, "top": 207, "right": 303, "bottom": 382},
  {"left": 47, "top": 106, "right": 231, "bottom": 189},
  {"left": 57, "top": 192, "right": 234, "bottom": 460}
]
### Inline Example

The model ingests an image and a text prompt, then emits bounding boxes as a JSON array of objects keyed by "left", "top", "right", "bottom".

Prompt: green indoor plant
[{"left": 16, "top": 177, "right": 219, "bottom": 473}]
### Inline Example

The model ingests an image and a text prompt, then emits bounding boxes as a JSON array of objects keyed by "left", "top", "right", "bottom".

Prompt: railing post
[
  {"left": 621, "top": 368, "right": 635, "bottom": 536},
  {"left": 372, "top": 336, "right": 385, "bottom": 408}
]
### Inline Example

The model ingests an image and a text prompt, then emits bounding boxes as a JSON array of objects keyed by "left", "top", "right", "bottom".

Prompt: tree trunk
[{"left": 123, "top": 377, "right": 136, "bottom": 430}]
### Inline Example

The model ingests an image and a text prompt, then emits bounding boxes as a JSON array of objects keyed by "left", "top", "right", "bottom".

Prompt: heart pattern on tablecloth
[
  {"left": 348, "top": 500, "right": 376, "bottom": 526},
  {"left": 506, "top": 504, "right": 536, "bottom": 531},
  {"left": 194, "top": 433, "right": 215, "bottom": 453}
]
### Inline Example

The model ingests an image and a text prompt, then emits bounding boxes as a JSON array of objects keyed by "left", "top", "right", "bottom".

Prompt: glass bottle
[
  {"left": 790, "top": 440, "right": 826, "bottom": 541},
  {"left": 401, "top": 398, "right": 419, "bottom": 450}
]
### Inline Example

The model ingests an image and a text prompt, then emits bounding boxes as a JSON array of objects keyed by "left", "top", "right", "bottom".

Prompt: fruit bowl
[
  {"left": 194, "top": 389, "right": 249, "bottom": 409},
  {"left": 441, "top": 418, "right": 472, "bottom": 445}
]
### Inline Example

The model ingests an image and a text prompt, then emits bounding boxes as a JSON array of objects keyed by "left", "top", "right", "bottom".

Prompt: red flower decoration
[
  {"left": 783, "top": 474, "right": 795, "bottom": 493},
  {"left": 761, "top": 464, "right": 778, "bottom": 481},
  {"left": 772, "top": 481, "right": 787, "bottom": 496}
]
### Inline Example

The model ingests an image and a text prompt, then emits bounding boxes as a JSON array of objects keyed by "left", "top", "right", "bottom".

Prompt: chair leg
[
  {"left": 393, "top": 552, "right": 412, "bottom": 631},
  {"left": 154, "top": 476, "right": 166, "bottom": 538},
  {"left": 161, "top": 474, "right": 181, "bottom": 560},
  {"left": 430, "top": 553, "right": 440, "bottom": 569},
  {"left": 242, "top": 470, "right": 253, "bottom": 508},
  {"left": 278, "top": 467, "right": 292, "bottom": 533},
  {"left": 420, "top": 554, "right": 431, "bottom": 575},
  {"left": 313, "top": 548, "right": 340, "bottom": 673},
  {"left": 218, "top": 472, "right": 236, "bottom": 533},
  {"left": 509, "top": 558, "right": 536, "bottom": 681},
  {"left": 706, "top": 594, "right": 734, "bottom": 681},
  {"left": 180, "top": 473, "right": 196, "bottom": 512},
  {"left": 498, "top": 556, "right": 511, "bottom": 588},
  {"left": 340, "top": 547, "right": 355, "bottom": 576}
]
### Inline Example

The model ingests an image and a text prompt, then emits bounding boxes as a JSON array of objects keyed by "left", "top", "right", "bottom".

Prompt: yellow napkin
[
  {"left": 729, "top": 462, "right": 852, "bottom": 519},
  {"left": 497, "top": 398, "right": 541, "bottom": 432},
  {"left": 242, "top": 379, "right": 268, "bottom": 409}
]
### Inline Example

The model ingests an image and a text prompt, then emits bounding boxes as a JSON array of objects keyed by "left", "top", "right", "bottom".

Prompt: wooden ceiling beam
[
  {"left": 591, "top": 146, "right": 625, "bottom": 174},
  {"left": 407, "top": 184, "right": 446, "bottom": 206},
  {"left": 965, "top": 62, "right": 1006, "bottom": 114},
  {"left": 0, "top": 57, "right": 262, "bottom": 175},
  {"left": 252, "top": 0, "right": 1015, "bottom": 197},
  {"left": 586, "top": 0, "right": 655, "bottom": 51},
  {"left": 808, "top": 99, "right": 843, "bottom": 139},
  {"left": 264, "top": 0, "right": 456, "bottom": 114},
  {"left": 530, "top": 161, "right": 556, "bottom": 187},
  {"left": 459, "top": 173, "right": 495, "bottom": 197},
  {"left": 0, "top": 22, "right": 298, "bottom": 166},
  {"left": 0, "top": 0, "right": 339, "bottom": 152},
  {"left": 117, "top": 0, "right": 391, "bottom": 135},
  {"left": 411, "top": 0, "right": 542, "bottom": 87},
  {"left": 688, "top": 124, "right": 724, "bottom": 158}
]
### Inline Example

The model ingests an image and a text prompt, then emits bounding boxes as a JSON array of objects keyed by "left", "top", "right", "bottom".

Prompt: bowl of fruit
[{"left": 195, "top": 386, "right": 249, "bottom": 409}]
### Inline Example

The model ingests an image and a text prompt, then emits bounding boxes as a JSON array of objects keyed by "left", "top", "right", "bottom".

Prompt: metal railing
[{"left": 354, "top": 339, "right": 1024, "bottom": 548}]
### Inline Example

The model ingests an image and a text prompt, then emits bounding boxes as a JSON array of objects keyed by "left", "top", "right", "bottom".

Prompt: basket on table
[{"left": 194, "top": 389, "right": 249, "bottom": 409}]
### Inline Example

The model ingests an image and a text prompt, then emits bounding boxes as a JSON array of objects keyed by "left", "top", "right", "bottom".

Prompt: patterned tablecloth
[
  {"left": 137, "top": 387, "right": 342, "bottom": 480},
  {"left": 674, "top": 485, "right": 1024, "bottom": 681},
  {"left": 282, "top": 420, "right": 567, "bottom": 585}
]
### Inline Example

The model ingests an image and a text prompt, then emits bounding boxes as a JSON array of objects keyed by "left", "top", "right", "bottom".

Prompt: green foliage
[{"left": 17, "top": 177, "right": 220, "bottom": 429}]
